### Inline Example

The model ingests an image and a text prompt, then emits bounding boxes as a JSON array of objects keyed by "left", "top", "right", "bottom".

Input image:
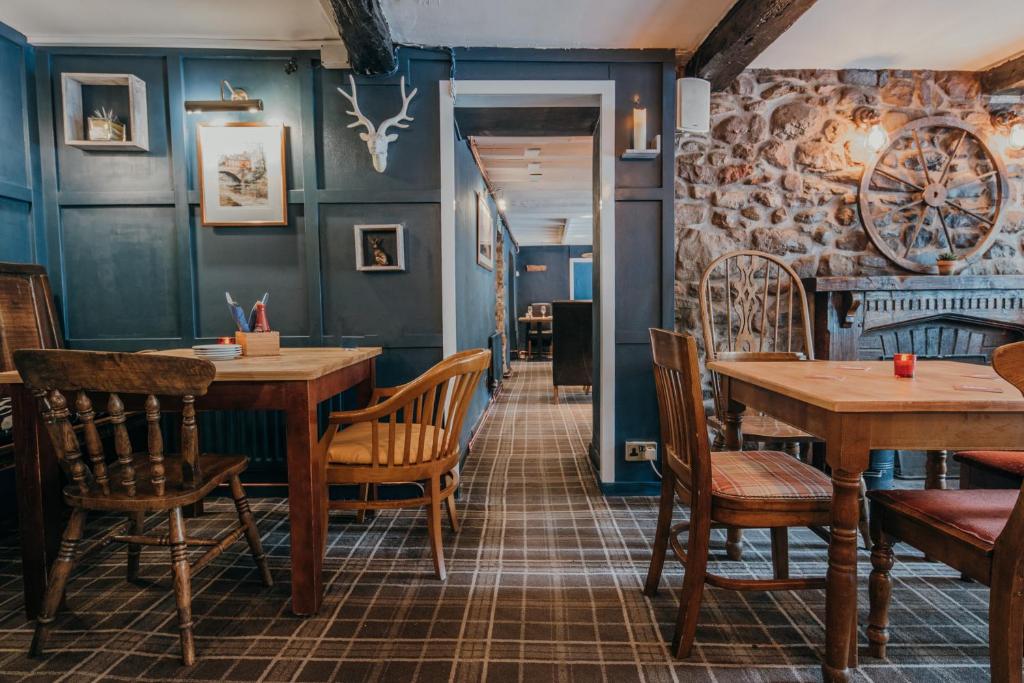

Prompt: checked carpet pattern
[{"left": 0, "top": 362, "right": 993, "bottom": 681}]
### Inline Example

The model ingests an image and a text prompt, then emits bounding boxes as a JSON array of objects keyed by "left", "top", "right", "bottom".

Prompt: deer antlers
[{"left": 336, "top": 75, "right": 417, "bottom": 138}]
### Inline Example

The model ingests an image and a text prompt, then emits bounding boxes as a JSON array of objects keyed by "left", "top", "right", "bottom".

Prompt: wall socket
[{"left": 625, "top": 441, "right": 658, "bottom": 462}]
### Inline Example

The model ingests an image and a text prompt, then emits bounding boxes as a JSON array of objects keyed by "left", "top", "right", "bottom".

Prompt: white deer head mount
[{"left": 336, "top": 75, "right": 417, "bottom": 173}]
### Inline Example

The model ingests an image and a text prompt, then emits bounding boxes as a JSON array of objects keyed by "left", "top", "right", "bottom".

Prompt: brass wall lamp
[
  {"left": 852, "top": 106, "right": 888, "bottom": 153},
  {"left": 185, "top": 80, "right": 263, "bottom": 113},
  {"left": 991, "top": 109, "right": 1024, "bottom": 150}
]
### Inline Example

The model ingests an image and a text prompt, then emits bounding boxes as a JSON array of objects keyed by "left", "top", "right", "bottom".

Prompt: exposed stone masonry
[{"left": 675, "top": 68, "right": 1024, "bottom": 341}]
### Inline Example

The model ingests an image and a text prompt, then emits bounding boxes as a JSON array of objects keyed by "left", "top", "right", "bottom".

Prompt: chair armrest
[{"left": 369, "top": 382, "right": 408, "bottom": 405}]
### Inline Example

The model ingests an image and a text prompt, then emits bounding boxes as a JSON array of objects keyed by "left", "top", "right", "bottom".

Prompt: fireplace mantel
[{"left": 803, "top": 275, "right": 1024, "bottom": 361}]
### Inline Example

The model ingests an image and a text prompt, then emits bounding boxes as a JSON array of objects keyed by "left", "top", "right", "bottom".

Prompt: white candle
[{"left": 633, "top": 106, "right": 647, "bottom": 151}]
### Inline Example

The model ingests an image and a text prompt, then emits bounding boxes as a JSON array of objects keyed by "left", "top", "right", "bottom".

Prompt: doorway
[{"left": 439, "top": 80, "right": 616, "bottom": 484}]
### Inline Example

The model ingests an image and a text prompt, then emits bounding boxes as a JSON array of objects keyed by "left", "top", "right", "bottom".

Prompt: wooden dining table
[
  {"left": 708, "top": 359, "right": 1024, "bottom": 682},
  {"left": 1, "top": 346, "right": 381, "bottom": 619}
]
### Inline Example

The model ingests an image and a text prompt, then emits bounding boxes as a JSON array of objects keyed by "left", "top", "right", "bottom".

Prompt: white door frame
[
  {"left": 439, "top": 79, "right": 616, "bottom": 484},
  {"left": 569, "top": 257, "right": 593, "bottom": 301}
]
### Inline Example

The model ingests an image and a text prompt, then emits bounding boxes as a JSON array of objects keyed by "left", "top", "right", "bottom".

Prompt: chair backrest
[
  {"left": 991, "top": 342, "right": 1024, "bottom": 565},
  {"left": 530, "top": 302, "right": 551, "bottom": 318},
  {"left": 552, "top": 300, "right": 593, "bottom": 386},
  {"left": 13, "top": 350, "right": 216, "bottom": 497},
  {"left": 0, "top": 263, "right": 63, "bottom": 372},
  {"left": 698, "top": 250, "right": 813, "bottom": 361},
  {"left": 358, "top": 349, "right": 490, "bottom": 469},
  {"left": 649, "top": 328, "right": 712, "bottom": 507}
]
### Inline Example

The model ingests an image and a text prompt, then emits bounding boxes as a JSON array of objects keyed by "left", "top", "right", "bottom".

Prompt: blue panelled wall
[
  {"left": 5, "top": 31, "right": 675, "bottom": 492},
  {"left": 0, "top": 24, "right": 43, "bottom": 264},
  {"left": 516, "top": 244, "right": 592, "bottom": 328}
]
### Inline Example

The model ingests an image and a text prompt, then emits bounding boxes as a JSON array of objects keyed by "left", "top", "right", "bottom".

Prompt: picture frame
[
  {"left": 477, "top": 191, "right": 495, "bottom": 271},
  {"left": 197, "top": 122, "right": 287, "bottom": 226},
  {"left": 354, "top": 224, "right": 406, "bottom": 272}
]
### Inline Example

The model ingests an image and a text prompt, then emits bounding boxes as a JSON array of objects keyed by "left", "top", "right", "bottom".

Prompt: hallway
[{"left": 0, "top": 363, "right": 991, "bottom": 681}]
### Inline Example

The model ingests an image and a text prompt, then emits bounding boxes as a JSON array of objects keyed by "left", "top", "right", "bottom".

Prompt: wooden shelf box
[{"left": 61, "top": 73, "right": 149, "bottom": 151}]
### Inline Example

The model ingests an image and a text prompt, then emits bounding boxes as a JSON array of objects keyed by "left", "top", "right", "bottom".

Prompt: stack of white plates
[{"left": 192, "top": 344, "right": 242, "bottom": 361}]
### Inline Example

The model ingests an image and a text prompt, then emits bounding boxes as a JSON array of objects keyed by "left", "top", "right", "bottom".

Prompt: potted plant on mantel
[{"left": 935, "top": 252, "right": 959, "bottom": 276}]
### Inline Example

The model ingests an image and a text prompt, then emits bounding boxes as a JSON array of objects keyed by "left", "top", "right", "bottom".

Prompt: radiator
[{"left": 488, "top": 331, "right": 502, "bottom": 391}]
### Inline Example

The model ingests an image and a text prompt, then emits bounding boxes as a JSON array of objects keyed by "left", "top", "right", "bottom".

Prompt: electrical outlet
[{"left": 625, "top": 441, "right": 658, "bottom": 462}]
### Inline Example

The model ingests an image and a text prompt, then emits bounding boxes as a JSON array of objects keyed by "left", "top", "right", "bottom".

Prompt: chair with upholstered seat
[
  {"left": 955, "top": 450, "right": 1024, "bottom": 489},
  {"left": 14, "top": 349, "right": 272, "bottom": 666},
  {"left": 321, "top": 349, "right": 490, "bottom": 580},
  {"left": 867, "top": 340, "right": 1024, "bottom": 682},
  {"left": 643, "top": 328, "right": 831, "bottom": 658}
]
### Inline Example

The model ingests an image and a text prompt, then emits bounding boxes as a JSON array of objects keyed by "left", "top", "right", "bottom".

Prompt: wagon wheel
[{"left": 858, "top": 116, "right": 1009, "bottom": 274}]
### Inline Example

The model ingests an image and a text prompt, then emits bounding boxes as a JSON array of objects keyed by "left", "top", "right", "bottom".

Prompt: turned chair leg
[
  {"left": 444, "top": 475, "right": 460, "bottom": 533},
  {"left": 553, "top": 386, "right": 559, "bottom": 403},
  {"left": 126, "top": 511, "right": 145, "bottom": 582},
  {"left": 427, "top": 476, "right": 447, "bottom": 580},
  {"left": 726, "top": 528, "right": 743, "bottom": 561},
  {"left": 644, "top": 465, "right": 675, "bottom": 597},
  {"left": 168, "top": 507, "right": 196, "bottom": 666},
  {"left": 867, "top": 529, "right": 895, "bottom": 659},
  {"left": 30, "top": 508, "right": 87, "bottom": 657},
  {"left": 673, "top": 515, "right": 711, "bottom": 659},
  {"left": 229, "top": 475, "right": 273, "bottom": 587},
  {"left": 770, "top": 528, "right": 789, "bottom": 580}
]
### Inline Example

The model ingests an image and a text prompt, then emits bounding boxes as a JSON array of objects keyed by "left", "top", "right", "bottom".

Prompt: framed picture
[
  {"left": 354, "top": 224, "right": 406, "bottom": 272},
  {"left": 197, "top": 122, "right": 287, "bottom": 226},
  {"left": 477, "top": 191, "right": 494, "bottom": 271}
]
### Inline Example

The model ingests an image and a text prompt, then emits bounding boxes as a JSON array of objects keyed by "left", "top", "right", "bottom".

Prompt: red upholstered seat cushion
[
  {"left": 868, "top": 489, "right": 1019, "bottom": 548},
  {"left": 711, "top": 450, "right": 832, "bottom": 501},
  {"left": 954, "top": 451, "right": 1024, "bottom": 478}
]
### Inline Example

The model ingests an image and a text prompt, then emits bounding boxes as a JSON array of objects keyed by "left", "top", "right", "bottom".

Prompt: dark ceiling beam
[
  {"left": 325, "top": 0, "right": 397, "bottom": 76},
  {"left": 980, "top": 52, "right": 1024, "bottom": 93},
  {"left": 683, "top": 0, "right": 818, "bottom": 91}
]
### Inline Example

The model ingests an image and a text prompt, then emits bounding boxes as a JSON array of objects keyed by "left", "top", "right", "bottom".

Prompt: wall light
[
  {"left": 185, "top": 80, "right": 263, "bottom": 113},
  {"left": 992, "top": 110, "right": 1024, "bottom": 150},
  {"left": 853, "top": 107, "right": 887, "bottom": 153}
]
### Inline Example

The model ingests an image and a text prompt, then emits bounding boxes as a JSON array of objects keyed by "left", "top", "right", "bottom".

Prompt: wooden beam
[
  {"left": 683, "top": 0, "right": 818, "bottom": 91},
  {"left": 981, "top": 52, "right": 1024, "bottom": 93},
  {"left": 323, "top": 0, "right": 397, "bottom": 76}
]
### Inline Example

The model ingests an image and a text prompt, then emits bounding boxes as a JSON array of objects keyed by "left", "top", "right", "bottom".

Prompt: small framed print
[
  {"left": 477, "top": 191, "right": 494, "bottom": 271},
  {"left": 354, "top": 224, "right": 406, "bottom": 272},
  {"left": 197, "top": 122, "right": 287, "bottom": 226}
]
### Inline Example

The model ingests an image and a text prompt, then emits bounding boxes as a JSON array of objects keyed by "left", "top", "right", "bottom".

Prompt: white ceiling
[
  {"left": 381, "top": 0, "right": 734, "bottom": 51},
  {"left": 473, "top": 136, "right": 593, "bottom": 246},
  {"left": 753, "top": 0, "right": 1024, "bottom": 71},
  {"left": 0, "top": 0, "right": 339, "bottom": 48},
  {"left": 3, "top": 1, "right": 1021, "bottom": 76}
]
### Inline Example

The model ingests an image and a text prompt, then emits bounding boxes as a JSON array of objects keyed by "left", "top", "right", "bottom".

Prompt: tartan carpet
[{"left": 0, "top": 362, "right": 992, "bottom": 681}]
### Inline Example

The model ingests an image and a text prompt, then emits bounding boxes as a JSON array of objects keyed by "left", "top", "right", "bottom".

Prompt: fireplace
[{"left": 804, "top": 275, "right": 1024, "bottom": 486}]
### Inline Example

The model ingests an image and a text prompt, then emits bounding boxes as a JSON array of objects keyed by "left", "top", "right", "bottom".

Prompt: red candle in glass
[
  {"left": 218, "top": 336, "right": 233, "bottom": 345},
  {"left": 893, "top": 353, "right": 916, "bottom": 378}
]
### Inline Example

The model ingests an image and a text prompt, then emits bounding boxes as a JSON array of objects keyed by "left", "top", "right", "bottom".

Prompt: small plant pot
[{"left": 936, "top": 260, "right": 957, "bottom": 276}]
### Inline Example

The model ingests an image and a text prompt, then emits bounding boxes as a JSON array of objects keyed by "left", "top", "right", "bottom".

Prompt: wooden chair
[
  {"left": 644, "top": 328, "right": 831, "bottom": 658},
  {"left": 321, "top": 349, "right": 489, "bottom": 580},
  {"left": 698, "top": 250, "right": 871, "bottom": 557},
  {"left": 955, "top": 450, "right": 1024, "bottom": 489},
  {"left": 14, "top": 350, "right": 272, "bottom": 666},
  {"left": 526, "top": 302, "right": 552, "bottom": 358},
  {"left": 867, "top": 340, "right": 1024, "bottom": 682}
]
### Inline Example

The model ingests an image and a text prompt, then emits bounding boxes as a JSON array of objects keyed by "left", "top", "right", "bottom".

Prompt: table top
[
  {"left": 0, "top": 347, "right": 382, "bottom": 384},
  {"left": 707, "top": 359, "right": 1024, "bottom": 414},
  {"left": 518, "top": 316, "right": 553, "bottom": 323}
]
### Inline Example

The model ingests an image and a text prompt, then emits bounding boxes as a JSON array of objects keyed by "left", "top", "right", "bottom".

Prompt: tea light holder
[
  {"left": 893, "top": 353, "right": 916, "bottom": 378},
  {"left": 217, "top": 336, "right": 234, "bottom": 345}
]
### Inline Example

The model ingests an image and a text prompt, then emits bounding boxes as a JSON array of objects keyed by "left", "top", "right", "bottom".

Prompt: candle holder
[
  {"left": 893, "top": 353, "right": 916, "bottom": 378},
  {"left": 622, "top": 95, "right": 661, "bottom": 160},
  {"left": 217, "top": 336, "right": 234, "bottom": 345}
]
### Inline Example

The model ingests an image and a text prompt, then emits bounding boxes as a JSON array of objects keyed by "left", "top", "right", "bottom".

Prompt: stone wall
[{"left": 675, "top": 68, "right": 1024, "bottom": 341}]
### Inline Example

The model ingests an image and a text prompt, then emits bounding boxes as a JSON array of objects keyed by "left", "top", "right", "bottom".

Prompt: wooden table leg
[
  {"left": 925, "top": 450, "right": 948, "bottom": 490},
  {"left": 721, "top": 384, "right": 745, "bottom": 561},
  {"left": 11, "top": 385, "right": 64, "bottom": 620},
  {"left": 823, "top": 427, "right": 870, "bottom": 683},
  {"left": 284, "top": 383, "right": 326, "bottom": 616}
]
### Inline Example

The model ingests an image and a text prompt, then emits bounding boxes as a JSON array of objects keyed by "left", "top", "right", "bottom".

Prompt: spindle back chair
[
  {"left": 322, "top": 349, "right": 490, "bottom": 580},
  {"left": 14, "top": 349, "right": 272, "bottom": 666}
]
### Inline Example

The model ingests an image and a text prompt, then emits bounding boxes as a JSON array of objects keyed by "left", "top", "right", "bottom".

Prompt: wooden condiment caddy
[{"left": 236, "top": 331, "right": 280, "bottom": 357}]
